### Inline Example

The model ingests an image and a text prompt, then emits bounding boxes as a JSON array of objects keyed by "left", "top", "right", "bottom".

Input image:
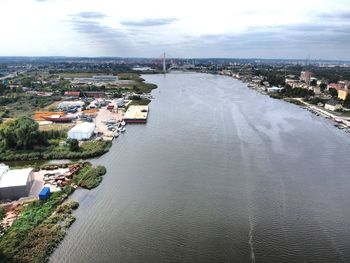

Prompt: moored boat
[{"left": 42, "top": 115, "right": 76, "bottom": 123}]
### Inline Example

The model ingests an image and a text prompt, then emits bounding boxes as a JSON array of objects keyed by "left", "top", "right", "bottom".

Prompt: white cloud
[{"left": 0, "top": 0, "right": 350, "bottom": 59}]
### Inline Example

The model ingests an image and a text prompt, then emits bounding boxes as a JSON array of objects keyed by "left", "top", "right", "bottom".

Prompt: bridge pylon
[{"left": 162, "top": 52, "right": 166, "bottom": 73}]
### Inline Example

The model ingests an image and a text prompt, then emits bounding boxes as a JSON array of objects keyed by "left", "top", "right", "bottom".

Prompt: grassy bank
[
  {"left": 117, "top": 73, "right": 144, "bottom": 82},
  {"left": 0, "top": 187, "right": 77, "bottom": 263},
  {"left": 0, "top": 162, "right": 107, "bottom": 262},
  {"left": 117, "top": 73, "right": 157, "bottom": 93},
  {"left": 0, "top": 141, "right": 111, "bottom": 162},
  {"left": 128, "top": 98, "right": 151, "bottom": 107}
]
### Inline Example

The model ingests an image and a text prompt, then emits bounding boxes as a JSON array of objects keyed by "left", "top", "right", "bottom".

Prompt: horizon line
[{"left": 0, "top": 56, "right": 349, "bottom": 63}]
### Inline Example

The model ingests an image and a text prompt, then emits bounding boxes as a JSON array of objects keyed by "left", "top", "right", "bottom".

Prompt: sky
[{"left": 1, "top": 0, "right": 350, "bottom": 59}]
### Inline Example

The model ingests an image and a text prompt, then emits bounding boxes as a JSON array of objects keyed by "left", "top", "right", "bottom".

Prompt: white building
[
  {"left": 267, "top": 86, "right": 284, "bottom": 93},
  {"left": 325, "top": 100, "right": 343, "bottom": 112},
  {"left": 0, "top": 164, "right": 33, "bottom": 200},
  {"left": 68, "top": 122, "right": 96, "bottom": 140}
]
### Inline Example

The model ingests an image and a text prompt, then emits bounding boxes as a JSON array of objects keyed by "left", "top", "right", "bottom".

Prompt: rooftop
[
  {"left": 0, "top": 164, "right": 9, "bottom": 177},
  {"left": 0, "top": 167, "right": 33, "bottom": 188},
  {"left": 326, "top": 99, "right": 342, "bottom": 106},
  {"left": 69, "top": 122, "right": 95, "bottom": 133}
]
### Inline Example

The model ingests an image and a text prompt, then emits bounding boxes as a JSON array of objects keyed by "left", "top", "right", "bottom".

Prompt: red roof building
[
  {"left": 328, "top": 83, "right": 345, "bottom": 91},
  {"left": 64, "top": 91, "right": 80, "bottom": 96}
]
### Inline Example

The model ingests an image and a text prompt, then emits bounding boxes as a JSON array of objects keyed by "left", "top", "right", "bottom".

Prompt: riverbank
[
  {"left": 230, "top": 75, "right": 350, "bottom": 132},
  {"left": 0, "top": 162, "right": 107, "bottom": 263},
  {"left": 0, "top": 140, "right": 112, "bottom": 162}
]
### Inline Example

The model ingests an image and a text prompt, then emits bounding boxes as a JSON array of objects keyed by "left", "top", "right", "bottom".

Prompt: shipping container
[{"left": 39, "top": 187, "right": 50, "bottom": 200}]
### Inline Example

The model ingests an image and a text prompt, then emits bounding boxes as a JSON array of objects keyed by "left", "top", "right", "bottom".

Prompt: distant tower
[{"left": 162, "top": 53, "right": 166, "bottom": 73}]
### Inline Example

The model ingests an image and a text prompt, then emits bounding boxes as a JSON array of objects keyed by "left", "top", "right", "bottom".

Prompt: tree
[
  {"left": 21, "top": 78, "right": 32, "bottom": 88},
  {"left": 343, "top": 94, "right": 350, "bottom": 109},
  {"left": 319, "top": 83, "right": 327, "bottom": 92},
  {"left": 280, "top": 87, "right": 314, "bottom": 98},
  {"left": 0, "top": 82, "right": 4, "bottom": 95},
  {"left": 0, "top": 116, "right": 43, "bottom": 150},
  {"left": 328, "top": 88, "right": 338, "bottom": 98},
  {"left": 68, "top": 139, "right": 79, "bottom": 152},
  {"left": 47, "top": 105, "right": 56, "bottom": 112},
  {"left": 284, "top": 83, "right": 292, "bottom": 89},
  {"left": 1, "top": 109, "right": 10, "bottom": 118}
]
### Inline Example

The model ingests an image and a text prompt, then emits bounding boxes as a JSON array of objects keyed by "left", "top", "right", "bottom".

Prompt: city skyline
[{"left": 1, "top": 0, "right": 350, "bottom": 60}]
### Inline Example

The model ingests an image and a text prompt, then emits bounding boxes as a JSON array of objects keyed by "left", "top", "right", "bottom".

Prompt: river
[{"left": 50, "top": 72, "right": 350, "bottom": 263}]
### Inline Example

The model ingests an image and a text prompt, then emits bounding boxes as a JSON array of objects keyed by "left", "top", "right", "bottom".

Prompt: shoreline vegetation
[
  {"left": 0, "top": 162, "right": 106, "bottom": 263},
  {"left": 0, "top": 140, "right": 111, "bottom": 162}
]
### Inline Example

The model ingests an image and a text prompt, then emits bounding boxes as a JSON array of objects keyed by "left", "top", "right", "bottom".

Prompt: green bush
[
  {"left": 67, "top": 139, "right": 79, "bottom": 152},
  {"left": 0, "top": 141, "right": 111, "bottom": 161},
  {"left": 96, "top": 165, "right": 106, "bottom": 176},
  {"left": 73, "top": 165, "right": 107, "bottom": 189}
]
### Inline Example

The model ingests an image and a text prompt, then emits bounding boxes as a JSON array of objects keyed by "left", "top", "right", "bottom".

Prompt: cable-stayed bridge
[{"left": 153, "top": 53, "right": 195, "bottom": 73}]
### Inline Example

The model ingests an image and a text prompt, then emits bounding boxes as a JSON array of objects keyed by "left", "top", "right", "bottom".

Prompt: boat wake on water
[{"left": 248, "top": 206, "right": 256, "bottom": 263}]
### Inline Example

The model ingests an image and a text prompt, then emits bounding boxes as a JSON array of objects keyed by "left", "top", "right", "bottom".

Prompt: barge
[{"left": 123, "top": 105, "right": 149, "bottom": 123}]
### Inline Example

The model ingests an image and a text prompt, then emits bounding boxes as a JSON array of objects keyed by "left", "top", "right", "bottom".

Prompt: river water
[{"left": 51, "top": 72, "right": 350, "bottom": 263}]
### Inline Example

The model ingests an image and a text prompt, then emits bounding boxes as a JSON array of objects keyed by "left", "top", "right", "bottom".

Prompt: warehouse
[
  {"left": 0, "top": 164, "right": 33, "bottom": 200},
  {"left": 68, "top": 122, "right": 96, "bottom": 140}
]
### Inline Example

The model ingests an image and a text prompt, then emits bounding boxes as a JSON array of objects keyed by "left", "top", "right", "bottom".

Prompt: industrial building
[
  {"left": 0, "top": 164, "right": 33, "bottom": 200},
  {"left": 73, "top": 75, "right": 118, "bottom": 85},
  {"left": 92, "top": 75, "right": 118, "bottom": 82},
  {"left": 68, "top": 122, "right": 96, "bottom": 140},
  {"left": 64, "top": 91, "right": 80, "bottom": 97},
  {"left": 124, "top": 105, "right": 149, "bottom": 123},
  {"left": 58, "top": 101, "right": 85, "bottom": 109}
]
